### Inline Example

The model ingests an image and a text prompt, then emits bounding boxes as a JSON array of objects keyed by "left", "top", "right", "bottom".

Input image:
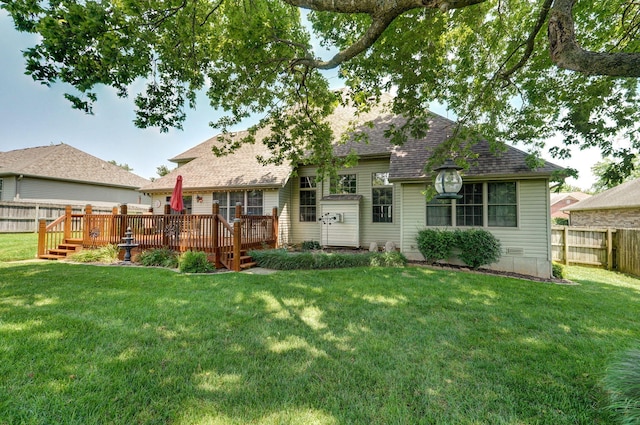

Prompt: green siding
[
  {"left": 291, "top": 159, "right": 401, "bottom": 247},
  {"left": 400, "top": 179, "right": 553, "bottom": 278}
]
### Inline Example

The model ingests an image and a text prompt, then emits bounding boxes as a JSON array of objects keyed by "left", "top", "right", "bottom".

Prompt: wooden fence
[
  {"left": 551, "top": 226, "right": 640, "bottom": 277},
  {"left": 0, "top": 201, "right": 146, "bottom": 233}
]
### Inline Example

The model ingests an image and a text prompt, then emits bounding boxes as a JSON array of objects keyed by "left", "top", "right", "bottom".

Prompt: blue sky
[{"left": 0, "top": 10, "right": 598, "bottom": 188}]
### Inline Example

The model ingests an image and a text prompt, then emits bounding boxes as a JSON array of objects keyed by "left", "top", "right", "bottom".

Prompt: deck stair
[
  {"left": 226, "top": 250, "right": 257, "bottom": 270},
  {"left": 40, "top": 239, "right": 83, "bottom": 260}
]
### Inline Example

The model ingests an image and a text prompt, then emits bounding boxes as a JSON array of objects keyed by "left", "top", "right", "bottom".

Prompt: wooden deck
[{"left": 38, "top": 203, "right": 278, "bottom": 271}]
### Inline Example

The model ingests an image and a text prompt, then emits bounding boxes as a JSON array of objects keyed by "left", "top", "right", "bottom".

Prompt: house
[
  {"left": 140, "top": 101, "right": 563, "bottom": 278},
  {"left": 562, "top": 178, "right": 640, "bottom": 228},
  {"left": 0, "top": 143, "right": 151, "bottom": 208},
  {"left": 550, "top": 192, "right": 591, "bottom": 221}
]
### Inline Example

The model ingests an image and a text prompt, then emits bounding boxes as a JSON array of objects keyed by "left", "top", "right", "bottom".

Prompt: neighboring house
[
  {"left": 562, "top": 178, "right": 640, "bottom": 228},
  {"left": 0, "top": 143, "right": 151, "bottom": 208},
  {"left": 140, "top": 101, "right": 563, "bottom": 278},
  {"left": 550, "top": 192, "right": 591, "bottom": 220}
]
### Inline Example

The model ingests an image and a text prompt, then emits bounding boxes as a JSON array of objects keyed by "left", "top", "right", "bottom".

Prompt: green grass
[
  {"left": 0, "top": 232, "right": 38, "bottom": 262},
  {"left": 1, "top": 262, "right": 639, "bottom": 424}
]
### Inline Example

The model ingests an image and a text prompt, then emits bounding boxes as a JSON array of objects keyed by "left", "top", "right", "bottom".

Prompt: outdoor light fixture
[{"left": 433, "top": 159, "right": 463, "bottom": 200}]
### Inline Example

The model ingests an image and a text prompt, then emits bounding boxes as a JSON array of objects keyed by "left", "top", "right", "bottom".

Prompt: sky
[{"left": 0, "top": 10, "right": 600, "bottom": 189}]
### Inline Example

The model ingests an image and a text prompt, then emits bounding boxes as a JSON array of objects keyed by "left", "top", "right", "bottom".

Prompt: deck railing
[{"left": 38, "top": 202, "right": 278, "bottom": 271}]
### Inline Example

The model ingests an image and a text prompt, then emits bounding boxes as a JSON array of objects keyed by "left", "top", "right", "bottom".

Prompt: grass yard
[
  {"left": 1, "top": 260, "right": 639, "bottom": 425},
  {"left": 0, "top": 232, "right": 38, "bottom": 262}
]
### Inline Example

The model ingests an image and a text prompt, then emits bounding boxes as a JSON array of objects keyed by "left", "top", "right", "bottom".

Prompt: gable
[{"left": 0, "top": 144, "right": 149, "bottom": 188}]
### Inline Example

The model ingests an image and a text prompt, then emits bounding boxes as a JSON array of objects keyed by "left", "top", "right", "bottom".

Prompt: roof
[
  {"left": 142, "top": 96, "right": 563, "bottom": 192},
  {"left": 550, "top": 192, "right": 591, "bottom": 205},
  {"left": 0, "top": 144, "right": 149, "bottom": 188},
  {"left": 563, "top": 178, "right": 640, "bottom": 211},
  {"left": 140, "top": 128, "right": 293, "bottom": 192}
]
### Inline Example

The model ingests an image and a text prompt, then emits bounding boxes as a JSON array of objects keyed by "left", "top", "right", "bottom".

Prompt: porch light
[{"left": 433, "top": 159, "right": 463, "bottom": 200}]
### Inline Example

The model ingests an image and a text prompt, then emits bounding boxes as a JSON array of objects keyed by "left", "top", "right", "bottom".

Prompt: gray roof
[
  {"left": 142, "top": 96, "right": 562, "bottom": 192},
  {"left": 0, "top": 144, "right": 150, "bottom": 188},
  {"left": 563, "top": 178, "right": 640, "bottom": 211},
  {"left": 140, "top": 129, "right": 293, "bottom": 192},
  {"left": 334, "top": 110, "right": 562, "bottom": 181}
]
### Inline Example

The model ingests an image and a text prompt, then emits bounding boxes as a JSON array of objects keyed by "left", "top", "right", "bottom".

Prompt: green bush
[
  {"left": 604, "top": 347, "right": 640, "bottom": 424},
  {"left": 179, "top": 251, "right": 214, "bottom": 273},
  {"left": 416, "top": 228, "right": 501, "bottom": 269},
  {"left": 416, "top": 229, "right": 456, "bottom": 263},
  {"left": 68, "top": 244, "right": 119, "bottom": 263},
  {"left": 301, "top": 240, "right": 321, "bottom": 251},
  {"left": 552, "top": 217, "right": 569, "bottom": 226},
  {"left": 370, "top": 251, "right": 408, "bottom": 267},
  {"left": 248, "top": 249, "right": 407, "bottom": 270},
  {"left": 455, "top": 229, "right": 502, "bottom": 269},
  {"left": 552, "top": 262, "right": 567, "bottom": 279},
  {"left": 137, "top": 248, "right": 179, "bottom": 268}
]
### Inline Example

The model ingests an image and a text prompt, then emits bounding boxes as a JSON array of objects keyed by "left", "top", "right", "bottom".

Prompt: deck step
[
  {"left": 49, "top": 248, "right": 78, "bottom": 256},
  {"left": 39, "top": 254, "right": 67, "bottom": 260},
  {"left": 240, "top": 262, "right": 257, "bottom": 269}
]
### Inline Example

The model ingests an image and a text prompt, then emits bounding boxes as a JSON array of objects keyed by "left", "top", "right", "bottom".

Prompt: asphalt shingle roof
[
  {"left": 0, "top": 144, "right": 149, "bottom": 188},
  {"left": 563, "top": 178, "right": 640, "bottom": 211},
  {"left": 141, "top": 96, "right": 563, "bottom": 192}
]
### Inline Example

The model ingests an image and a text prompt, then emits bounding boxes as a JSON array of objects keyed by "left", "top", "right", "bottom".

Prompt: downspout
[{"left": 15, "top": 174, "right": 23, "bottom": 200}]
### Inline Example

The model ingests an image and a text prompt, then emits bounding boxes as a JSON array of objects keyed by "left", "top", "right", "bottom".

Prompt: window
[
  {"left": 0, "top": 178, "right": 3, "bottom": 200},
  {"left": 299, "top": 176, "right": 317, "bottom": 222},
  {"left": 212, "top": 191, "right": 263, "bottom": 221},
  {"left": 372, "top": 172, "right": 393, "bottom": 223},
  {"left": 426, "top": 198, "right": 452, "bottom": 226},
  {"left": 488, "top": 182, "right": 517, "bottom": 227},
  {"left": 456, "top": 183, "right": 483, "bottom": 226},
  {"left": 425, "top": 182, "right": 518, "bottom": 228},
  {"left": 331, "top": 174, "right": 357, "bottom": 194},
  {"left": 165, "top": 195, "right": 192, "bottom": 214}
]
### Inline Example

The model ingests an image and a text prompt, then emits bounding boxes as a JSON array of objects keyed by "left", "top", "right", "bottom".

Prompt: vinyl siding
[
  {"left": 290, "top": 159, "right": 401, "bottom": 247},
  {"left": 400, "top": 179, "right": 553, "bottom": 278},
  {"left": 1, "top": 176, "right": 17, "bottom": 201},
  {"left": 18, "top": 177, "right": 148, "bottom": 205},
  {"left": 277, "top": 178, "right": 293, "bottom": 246}
]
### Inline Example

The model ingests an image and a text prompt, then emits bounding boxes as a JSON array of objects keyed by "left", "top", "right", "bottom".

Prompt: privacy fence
[
  {"left": 551, "top": 226, "right": 640, "bottom": 277},
  {"left": 0, "top": 201, "right": 130, "bottom": 233}
]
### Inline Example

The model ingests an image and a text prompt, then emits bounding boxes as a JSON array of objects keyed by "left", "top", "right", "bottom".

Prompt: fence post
[
  {"left": 37, "top": 219, "right": 47, "bottom": 258},
  {"left": 563, "top": 226, "right": 569, "bottom": 265},
  {"left": 63, "top": 205, "right": 72, "bottom": 242},
  {"left": 119, "top": 204, "right": 128, "bottom": 239},
  {"left": 83, "top": 204, "right": 93, "bottom": 246},
  {"left": 607, "top": 228, "right": 613, "bottom": 270},
  {"left": 233, "top": 202, "right": 243, "bottom": 272},
  {"left": 212, "top": 201, "right": 221, "bottom": 268},
  {"left": 272, "top": 207, "right": 279, "bottom": 248}
]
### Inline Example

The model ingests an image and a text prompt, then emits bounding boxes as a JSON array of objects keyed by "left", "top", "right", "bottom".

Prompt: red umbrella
[{"left": 170, "top": 175, "right": 184, "bottom": 213}]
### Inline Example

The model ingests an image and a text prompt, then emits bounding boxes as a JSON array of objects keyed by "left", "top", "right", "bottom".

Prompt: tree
[
  {"left": 156, "top": 165, "right": 172, "bottom": 177},
  {"left": 2, "top": 0, "right": 639, "bottom": 179},
  {"left": 107, "top": 160, "right": 133, "bottom": 172},
  {"left": 591, "top": 155, "right": 640, "bottom": 192}
]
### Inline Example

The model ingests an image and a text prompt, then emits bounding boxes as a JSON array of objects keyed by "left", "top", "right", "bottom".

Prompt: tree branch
[
  {"left": 548, "top": 0, "right": 640, "bottom": 77},
  {"left": 285, "top": 0, "right": 488, "bottom": 70}
]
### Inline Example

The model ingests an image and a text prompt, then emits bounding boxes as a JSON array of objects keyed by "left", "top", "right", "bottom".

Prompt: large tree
[{"left": 2, "top": 0, "right": 639, "bottom": 178}]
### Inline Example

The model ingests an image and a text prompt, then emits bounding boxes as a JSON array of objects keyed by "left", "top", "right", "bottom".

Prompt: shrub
[
  {"left": 553, "top": 217, "right": 569, "bottom": 226},
  {"left": 179, "top": 251, "right": 214, "bottom": 273},
  {"left": 416, "top": 229, "right": 456, "bottom": 263},
  {"left": 249, "top": 249, "right": 406, "bottom": 270},
  {"left": 604, "top": 347, "right": 640, "bottom": 424},
  {"left": 552, "top": 262, "right": 567, "bottom": 279},
  {"left": 68, "top": 244, "right": 119, "bottom": 263},
  {"left": 455, "top": 229, "right": 502, "bottom": 269},
  {"left": 301, "top": 240, "right": 321, "bottom": 251},
  {"left": 370, "top": 251, "right": 408, "bottom": 267},
  {"left": 137, "top": 248, "right": 179, "bottom": 268},
  {"left": 416, "top": 228, "right": 502, "bottom": 269}
]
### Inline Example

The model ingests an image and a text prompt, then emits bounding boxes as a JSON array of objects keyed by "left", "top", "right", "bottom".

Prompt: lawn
[
  {"left": 1, "top": 259, "right": 639, "bottom": 424},
  {"left": 0, "top": 232, "right": 38, "bottom": 262}
]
